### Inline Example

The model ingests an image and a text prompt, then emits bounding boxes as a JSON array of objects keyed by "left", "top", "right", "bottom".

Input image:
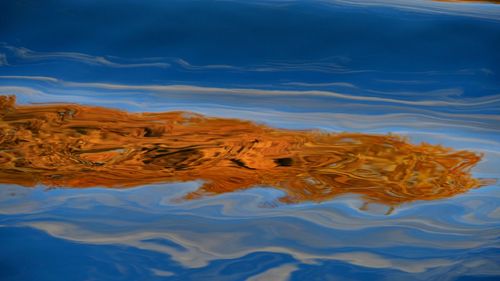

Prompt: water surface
[{"left": 0, "top": 1, "right": 499, "bottom": 280}]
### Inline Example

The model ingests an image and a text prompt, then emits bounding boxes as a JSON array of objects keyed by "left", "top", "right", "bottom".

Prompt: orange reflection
[
  {"left": 432, "top": 0, "right": 500, "bottom": 3},
  {"left": 0, "top": 95, "right": 485, "bottom": 206}
]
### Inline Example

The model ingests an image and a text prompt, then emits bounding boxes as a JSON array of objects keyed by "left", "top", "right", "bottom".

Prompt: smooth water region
[{"left": 0, "top": 1, "right": 499, "bottom": 280}]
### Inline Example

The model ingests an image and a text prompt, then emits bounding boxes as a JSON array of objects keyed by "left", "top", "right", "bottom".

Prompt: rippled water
[{"left": 1, "top": 1, "right": 499, "bottom": 280}]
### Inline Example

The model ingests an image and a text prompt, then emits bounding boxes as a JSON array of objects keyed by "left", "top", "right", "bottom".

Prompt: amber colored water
[{"left": 0, "top": 96, "right": 484, "bottom": 208}]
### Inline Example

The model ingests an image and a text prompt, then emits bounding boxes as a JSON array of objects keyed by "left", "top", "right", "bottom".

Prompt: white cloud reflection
[{"left": 0, "top": 180, "right": 498, "bottom": 277}]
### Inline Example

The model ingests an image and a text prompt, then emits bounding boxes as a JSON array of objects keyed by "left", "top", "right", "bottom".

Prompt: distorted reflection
[{"left": 0, "top": 95, "right": 485, "bottom": 207}]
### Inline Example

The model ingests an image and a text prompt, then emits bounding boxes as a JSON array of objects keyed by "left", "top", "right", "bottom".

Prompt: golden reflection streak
[{"left": 0, "top": 95, "right": 485, "bottom": 206}]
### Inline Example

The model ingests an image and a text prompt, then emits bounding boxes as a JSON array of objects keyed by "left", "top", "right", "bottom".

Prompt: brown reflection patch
[{"left": 0, "top": 95, "right": 485, "bottom": 206}]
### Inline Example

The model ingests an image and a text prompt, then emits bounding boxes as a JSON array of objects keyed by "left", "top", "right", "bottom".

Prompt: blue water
[{"left": 0, "top": 1, "right": 499, "bottom": 280}]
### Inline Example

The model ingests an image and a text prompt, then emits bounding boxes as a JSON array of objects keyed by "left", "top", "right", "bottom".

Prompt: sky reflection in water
[{"left": 0, "top": 0, "right": 499, "bottom": 280}]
